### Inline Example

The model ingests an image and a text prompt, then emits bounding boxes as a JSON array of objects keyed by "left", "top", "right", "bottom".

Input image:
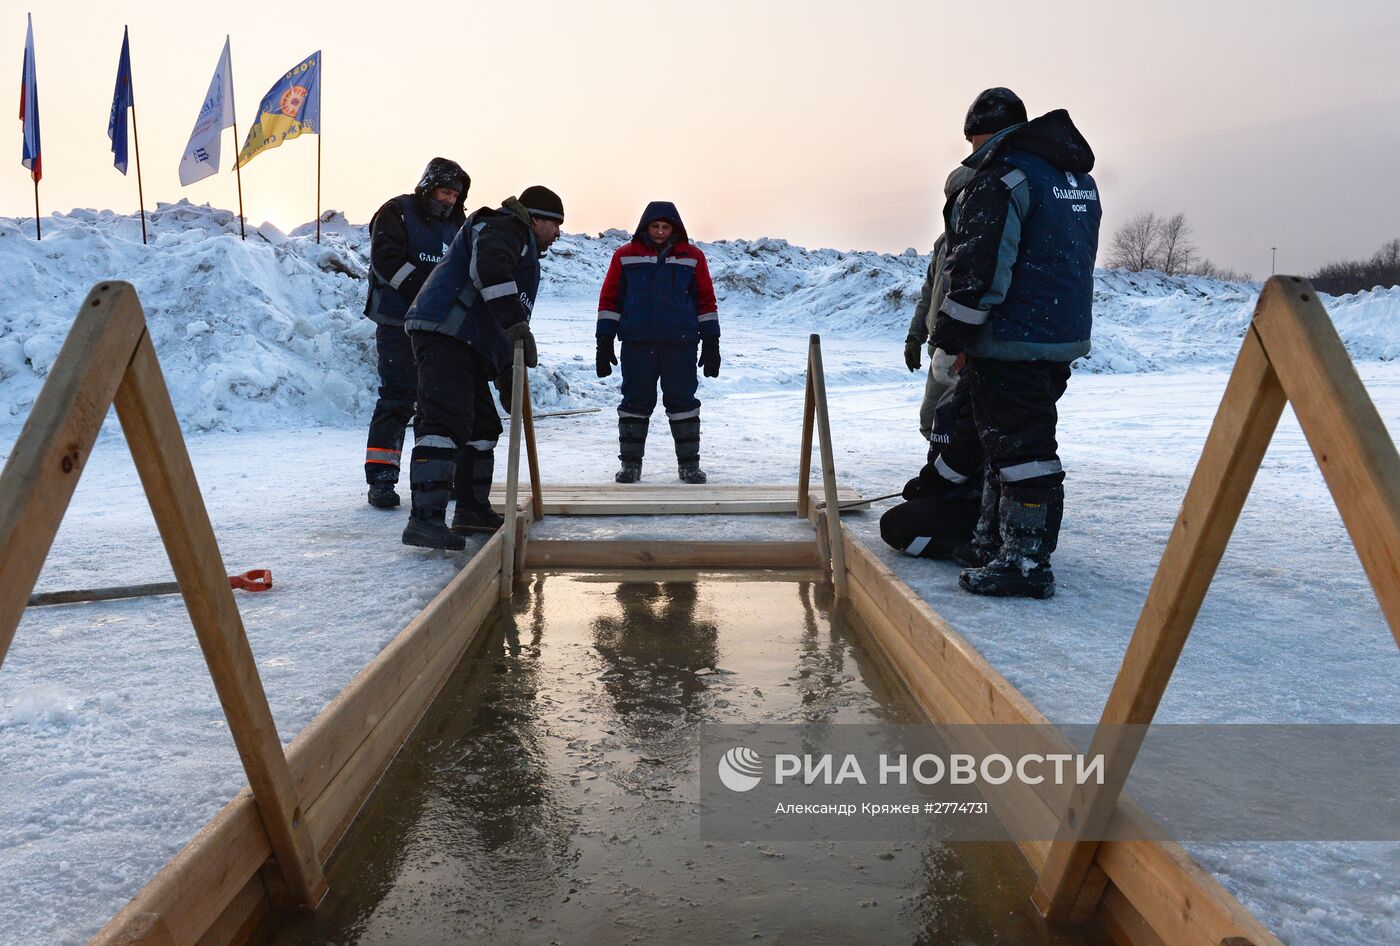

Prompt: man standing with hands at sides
[
  {"left": 928, "top": 88, "right": 1101, "bottom": 598},
  {"left": 400, "top": 186, "right": 566, "bottom": 550},
  {"left": 596, "top": 202, "right": 721, "bottom": 484},
  {"left": 361, "top": 158, "right": 470, "bottom": 509}
]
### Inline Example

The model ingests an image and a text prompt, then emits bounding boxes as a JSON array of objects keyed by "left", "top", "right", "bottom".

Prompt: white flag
[{"left": 178, "top": 38, "right": 235, "bottom": 186}]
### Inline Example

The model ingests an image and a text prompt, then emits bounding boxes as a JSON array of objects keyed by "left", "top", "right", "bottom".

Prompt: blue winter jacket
[
  {"left": 404, "top": 198, "right": 540, "bottom": 377},
  {"left": 932, "top": 110, "right": 1102, "bottom": 362}
]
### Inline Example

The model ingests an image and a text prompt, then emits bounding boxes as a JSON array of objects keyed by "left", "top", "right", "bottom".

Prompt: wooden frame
[
  {"left": 0, "top": 283, "right": 326, "bottom": 911},
  {"left": 2, "top": 291, "right": 1319, "bottom": 946},
  {"left": 1033, "top": 276, "right": 1400, "bottom": 926}
]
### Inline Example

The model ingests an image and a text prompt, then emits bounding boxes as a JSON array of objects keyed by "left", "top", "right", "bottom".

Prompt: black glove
[
  {"left": 902, "top": 474, "right": 930, "bottom": 501},
  {"left": 699, "top": 337, "right": 721, "bottom": 378},
  {"left": 596, "top": 336, "right": 618, "bottom": 377},
  {"left": 504, "top": 321, "right": 538, "bottom": 369},
  {"left": 904, "top": 334, "right": 924, "bottom": 373}
]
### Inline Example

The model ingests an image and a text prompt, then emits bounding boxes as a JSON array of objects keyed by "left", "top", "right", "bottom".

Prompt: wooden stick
[
  {"left": 113, "top": 329, "right": 327, "bottom": 909},
  {"left": 532, "top": 406, "right": 601, "bottom": 419},
  {"left": 500, "top": 342, "right": 525, "bottom": 598},
  {"left": 522, "top": 372, "right": 544, "bottom": 521},
  {"left": 808, "top": 334, "right": 848, "bottom": 597},
  {"left": 797, "top": 344, "right": 816, "bottom": 518},
  {"left": 129, "top": 30, "right": 148, "bottom": 246},
  {"left": 227, "top": 37, "right": 245, "bottom": 241},
  {"left": 1251, "top": 276, "right": 1400, "bottom": 646},
  {"left": 0, "top": 283, "right": 145, "bottom": 669},
  {"left": 1033, "top": 324, "right": 1287, "bottom": 924}
]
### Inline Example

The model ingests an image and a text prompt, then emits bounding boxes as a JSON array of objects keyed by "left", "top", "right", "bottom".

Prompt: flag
[
  {"left": 178, "top": 38, "right": 235, "bottom": 186},
  {"left": 19, "top": 13, "right": 40, "bottom": 182},
  {"left": 108, "top": 27, "right": 133, "bottom": 175},
  {"left": 236, "top": 50, "right": 319, "bottom": 169}
]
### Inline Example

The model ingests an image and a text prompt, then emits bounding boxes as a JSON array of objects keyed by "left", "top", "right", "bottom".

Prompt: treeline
[
  {"left": 1105, "top": 211, "right": 1251, "bottom": 281},
  {"left": 1309, "top": 239, "right": 1400, "bottom": 295}
]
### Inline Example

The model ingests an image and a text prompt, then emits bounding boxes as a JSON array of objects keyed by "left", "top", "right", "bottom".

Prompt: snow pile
[{"left": 1, "top": 203, "right": 1397, "bottom": 437}]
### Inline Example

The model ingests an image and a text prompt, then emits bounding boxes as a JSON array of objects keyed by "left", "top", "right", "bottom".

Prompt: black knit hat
[
  {"left": 519, "top": 185, "right": 564, "bottom": 223},
  {"left": 964, "top": 88, "right": 1027, "bottom": 137}
]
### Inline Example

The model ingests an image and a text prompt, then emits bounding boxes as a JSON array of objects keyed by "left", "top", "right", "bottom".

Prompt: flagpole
[
  {"left": 316, "top": 133, "right": 322, "bottom": 244},
  {"left": 127, "top": 28, "right": 147, "bottom": 245},
  {"left": 32, "top": 180, "right": 40, "bottom": 241},
  {"left": 226, "top": 36, "right": 246, "bottom": 240}
]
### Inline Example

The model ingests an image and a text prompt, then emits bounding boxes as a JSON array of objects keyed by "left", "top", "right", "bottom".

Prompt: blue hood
[{"left": 634, "top": 201, "right": 689, "bottom": 245}]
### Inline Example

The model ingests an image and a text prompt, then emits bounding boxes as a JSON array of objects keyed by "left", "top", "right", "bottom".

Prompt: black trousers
[
  {"left": 408, "top": 331, "right": 503, "bottom": 511},
  {"left": 880, "top": 495, "right": 982, "bottom": 559},
  {"left": 965, "top": 358, "right": 1071, "bottom": 496},
  {"left": 364, "top": 323, "right": 417, "bottom": 484}
]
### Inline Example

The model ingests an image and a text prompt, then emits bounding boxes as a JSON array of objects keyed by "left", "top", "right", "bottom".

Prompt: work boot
[
  {"left": 670, "top": 415, "right": 706, "bottom": 484},
  {"left": 367, "top": 482, "right": 400, "bottom": 509},
  {"left": 451, "top": 442, "right": 501, "bottom": 533},
  {"left": 616, "top": 416, "right": 648, "bottom": 483},
  {"left": 959, "top": 484, "right": 1063, "bottom": 599},
  {"left": 952, "top": 468, "right": 1001, "bottom": 568},
  {"left": 452, "top": 505, "right": 505, "bottom": 534},
  {"left": 402, "top": 449, "right": 465, "bottom": 551}
]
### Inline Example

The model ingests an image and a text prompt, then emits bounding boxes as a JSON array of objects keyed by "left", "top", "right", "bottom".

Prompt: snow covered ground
[{"left": 1, "top": 206, "right": 1397, "bottom": 945}]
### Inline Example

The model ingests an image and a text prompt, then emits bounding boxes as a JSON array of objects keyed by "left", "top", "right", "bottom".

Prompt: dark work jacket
[
  {"left": 403, "top": 198, "right": 540, "bottom": 377},
  {"left": 932, "top": 110, "right": 1102, "bottom": 361},
  {"left": 364, "top": 194, "right": 464, "bottom": 326}
]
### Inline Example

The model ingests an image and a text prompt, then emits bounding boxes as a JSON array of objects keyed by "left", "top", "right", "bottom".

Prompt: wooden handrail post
[
  {"left": 796, "top": 345, "right": 816, "bottom": 518},
  {"left": 1033, "top": 324, "right": 1287, "bottom": 924},
  {"left": 501, "top": 342, "right": 526, "bottom": 599},
  {"left": 807, "top": 335, "right": 848, "bottom": 597},
  {"left": 114, "top": 330, "right": 328, "bottom": 909},
  {"left": 0, "top": 283, "right": 145, "bottom": 669},
  {"left": 522, "top": 372, "right": 544, "bottom": 521}
]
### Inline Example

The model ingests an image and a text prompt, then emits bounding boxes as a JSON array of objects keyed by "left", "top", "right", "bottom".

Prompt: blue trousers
[{"left": 618, "top": 342, "right": 700, "bottom": 420}]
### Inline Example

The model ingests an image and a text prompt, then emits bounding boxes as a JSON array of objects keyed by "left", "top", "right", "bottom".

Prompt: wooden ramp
[{"left": 489, "top": 482, "right": 865, "bottom": 515}]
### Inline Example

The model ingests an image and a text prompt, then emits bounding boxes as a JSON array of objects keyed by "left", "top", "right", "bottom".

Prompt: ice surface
[{"left": 1, "top": 206, "right": 1397, "bottom": 945}]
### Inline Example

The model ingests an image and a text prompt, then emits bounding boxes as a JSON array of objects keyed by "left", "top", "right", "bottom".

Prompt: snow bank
[{"left": 1, "top": 203, "right": 1397, "bottom": 437}]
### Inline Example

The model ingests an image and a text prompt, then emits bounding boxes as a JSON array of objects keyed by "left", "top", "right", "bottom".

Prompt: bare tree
[
  {"left": 1311, "top": 237, "right": 1400, "bottom": 293},
  {"left": 1190, "top": 259, "right": 1252, "bottom": 282},
  {"left": 1106, "top": 211, "right": 1160, "bottom": 272},
  {"left": 1156, "top": 213, "right": 1197, "bottom": 275}
]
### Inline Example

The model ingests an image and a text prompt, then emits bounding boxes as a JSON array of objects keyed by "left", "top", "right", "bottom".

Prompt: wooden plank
[
  {"left": 842, "top": 534, "right": 1283, "bottom": 946},
  {"left": 523, "top": 540, "right": 821, "bottom": 570},
  {"left": 501, "top": 343, "right": 525, "bottom": 598},
  {"left": 0, "top": 282, "right": 146, "bottom": 669},
  {"left": 798, "top": 355, "right": 816, "bottom": 518},
  {"left": 111, "top": 331, "right": 327, "bottom": 909},
  {"left": 1250, "top": 276, "right": 1400, "bottom": 645},
  {"left": 521, "top": 373, "right": 544, "bottom": 521},
  {"left": 107, "top": 912, "right": 175, "bottom": 946},
  {"left": 807, "top": 336, "right": 848, "bottom": 597},
  {"left": 488, "top": 483, "right": 862, "bottom": 495},
  {"left": 496, "top": 498, "right": 848, "bottom": 516},
  {"left": 91, "top": 534, "right": 506, "bottom": 946},
  {"left": 1034, "top": 328, "right": 1286, "bottom": 923}
]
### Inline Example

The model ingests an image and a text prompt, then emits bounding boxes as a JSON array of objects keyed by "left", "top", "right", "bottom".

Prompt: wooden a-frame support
[
  {"left": 797, "top": 333, "right": 849, "bottom": 596},
  {"left": 0, "top": 282, "right": 328, "bottom": 911},
  {"left": 1034, "top": 276, "right": 1400, "bottom": 926}
]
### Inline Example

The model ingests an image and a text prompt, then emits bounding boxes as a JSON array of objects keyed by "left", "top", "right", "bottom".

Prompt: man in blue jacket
[
  {"left": 596, "top": 202, "right": 721, "bottom": 484},
  {"left": 927, "top": 88, "right": 1102, "bottom": 598},
  {"left": 400, "top": 185, "right": 565, "bottom": 550}
]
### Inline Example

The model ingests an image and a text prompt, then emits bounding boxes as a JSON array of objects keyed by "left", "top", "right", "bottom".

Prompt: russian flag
[{"left": 19, "top": 12, "right": 40, "bottom": 183}]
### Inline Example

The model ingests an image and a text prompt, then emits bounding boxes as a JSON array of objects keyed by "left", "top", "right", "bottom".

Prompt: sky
[{"left": 3, "top": 0, "right": 1399, "bottom": 276}]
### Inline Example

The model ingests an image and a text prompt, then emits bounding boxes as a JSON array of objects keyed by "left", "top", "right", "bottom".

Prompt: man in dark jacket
[
  {"left": 928, "top": 88, "right": 1102, "bottom": 598},
  {"left": 595, "top": 202, "right": 720, "bottom": 484},
  {"left": 362, "top": 157, "right": 469, "bottom": 509},
  {"left": 399, "top": 185, "right": 565, "bottom": 550}
]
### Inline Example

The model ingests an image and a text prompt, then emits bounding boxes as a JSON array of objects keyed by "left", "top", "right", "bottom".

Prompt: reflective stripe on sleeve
[
  {"left": 940, "top": 298, "right": 989, "bottom": 325},
  {"left": 480, "top": 281, "right": 520, "bottom": 301},
  {"left": 999, "top": 458, "right": 1063, "bottom": 482},
  {"left": 598, "top": 310, "right": 622, "bottom": 322},
  {"left": 934, "top": 454, "right": 969, "bottom": 484},
  {"left": 388, "top": 263, "right": 417, "bottom": 290}
]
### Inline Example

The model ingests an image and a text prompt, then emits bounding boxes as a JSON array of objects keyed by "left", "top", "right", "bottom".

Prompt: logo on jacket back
[
  {"left": 1065, "top": 172, "right": 1078, "bottom": 187},
  {"left": 417, "top": 243, "right": 451, "bottom": 265}
]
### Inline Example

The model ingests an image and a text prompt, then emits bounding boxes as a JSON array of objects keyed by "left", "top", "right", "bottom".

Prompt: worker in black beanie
[
  {"left": 924, "top": 88, "right": 1101, "bottom": 598},
  {"left": 399, "top": 185, "right": 565, "bottom": 549}
]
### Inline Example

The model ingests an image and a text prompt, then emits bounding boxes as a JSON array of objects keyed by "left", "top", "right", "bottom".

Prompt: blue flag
[
  {"left": 108, "top": 26, "right": 133, "bottom": 175},
  {"left": 19, "top": 13, "right": 40, "bottom": 182}
]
